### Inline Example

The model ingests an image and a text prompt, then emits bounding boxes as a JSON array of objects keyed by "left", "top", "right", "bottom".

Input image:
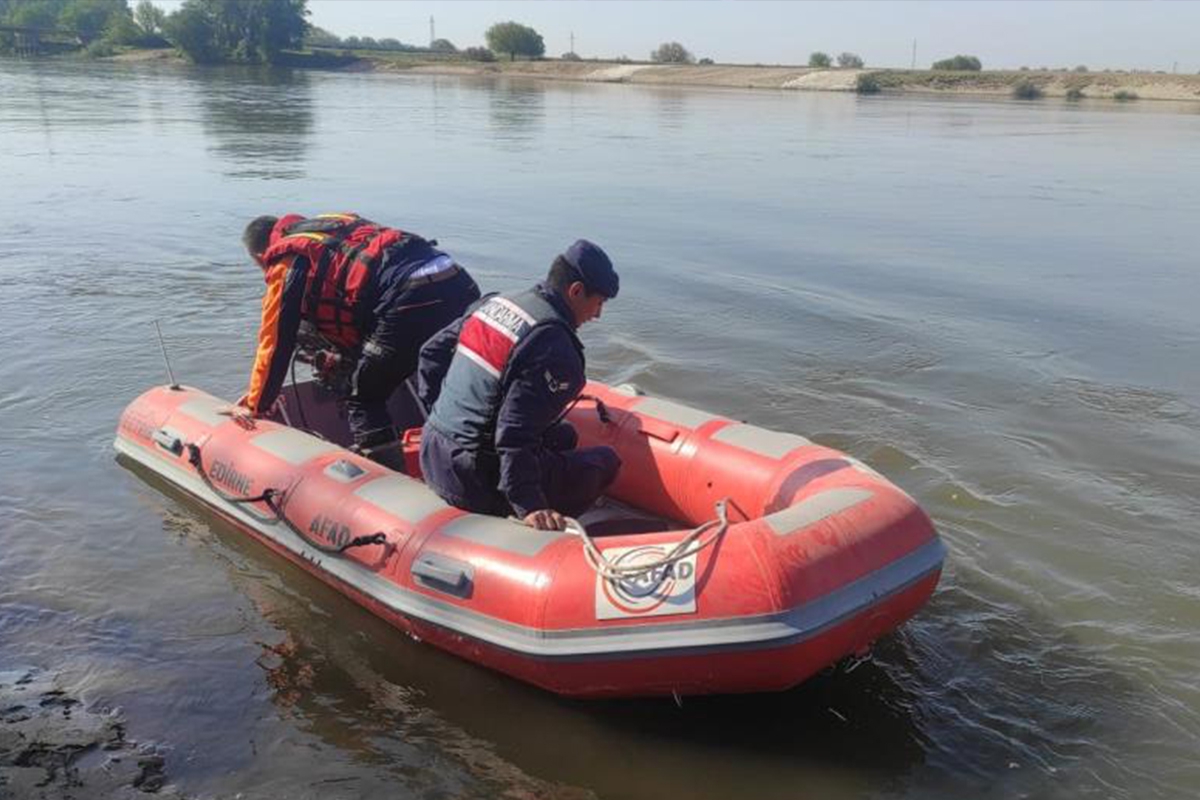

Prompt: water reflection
[
  {"left": 193, "top": 66, "right": 314, "bottom": 180},
  {"left": 650, "top": 87, "right": 690, "bottom": 132},
  {"left": 486, "top": 79, "right": 545, "bottom": 150}
]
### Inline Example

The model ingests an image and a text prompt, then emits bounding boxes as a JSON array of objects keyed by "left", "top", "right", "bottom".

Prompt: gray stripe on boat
[
  {"left": 764, "top": 487, "right": 875, "bottom": 536},
  {"left": 176, "top": 396, "right": 228, "bottom": 427},
  {"left": 115, "top": 433, "right": 945, "bottom": 659},
  {"left": 355, "top": 476, "right": 450, "bottom": 524},
  {"left": 439, "top": 514, "right": 569, "bottom": 557},
  {"left": 251, "top": 429, "right": 340, "bottom": 465},
  {"left": 634, "top": 397, "right": 724, "bottom": 430},
  {"left": 712, "top": 424, "right": 812, "bottom": 460}
]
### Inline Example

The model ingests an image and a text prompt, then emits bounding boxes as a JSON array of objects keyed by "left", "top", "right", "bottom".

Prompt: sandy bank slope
[{"left": 393, "top": 59, "right": 1200, "bottom": 102}]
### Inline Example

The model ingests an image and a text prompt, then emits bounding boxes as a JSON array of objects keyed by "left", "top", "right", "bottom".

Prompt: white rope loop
[{"left": 568, "top": 498, "right": 733, "bottom": 582}]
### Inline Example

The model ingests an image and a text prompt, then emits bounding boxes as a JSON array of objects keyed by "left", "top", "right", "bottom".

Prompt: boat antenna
[{"left": 153, "top": 319, "right": 182, "bottom": 390}]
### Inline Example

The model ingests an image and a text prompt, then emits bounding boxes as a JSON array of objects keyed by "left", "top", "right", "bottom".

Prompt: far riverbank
[
  {"left": 379, "top": 56, "right": 1200, "bottom": 103},
  {"left": 103, "top": 48, "right": 1200, "bottom": 103}
]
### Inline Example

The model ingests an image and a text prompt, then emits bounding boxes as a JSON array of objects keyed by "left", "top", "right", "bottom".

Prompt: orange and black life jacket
[{"left": 261, "top": 213, "right": 420, "bottom": 349}]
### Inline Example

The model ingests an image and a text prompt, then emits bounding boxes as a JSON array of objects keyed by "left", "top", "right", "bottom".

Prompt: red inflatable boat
[{"left": 115, "top": 380, "right": 944, "bottom": 698}]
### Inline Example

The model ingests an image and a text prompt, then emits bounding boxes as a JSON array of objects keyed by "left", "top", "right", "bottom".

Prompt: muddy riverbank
[{"left": 1, "top": 670, "right": 178, "bottom": 798}]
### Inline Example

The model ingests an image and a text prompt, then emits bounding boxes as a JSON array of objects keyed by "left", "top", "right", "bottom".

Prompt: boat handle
[
  {"left": 152, "top": 427, "right": 185, "bottom": 456},
  {"left": 636, "top": 417, "right": 680, "bottom": 443},
  {"left": 412, "top": 552, "right": 474, "bottom": 598}
]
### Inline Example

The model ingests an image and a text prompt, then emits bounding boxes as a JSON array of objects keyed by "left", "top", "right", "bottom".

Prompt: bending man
[
  {"left": 418, "top": 240, "right": 622, "bottom": 530},
  {"left": 238, "top": 212, "right": 480, "bottom": 469}
]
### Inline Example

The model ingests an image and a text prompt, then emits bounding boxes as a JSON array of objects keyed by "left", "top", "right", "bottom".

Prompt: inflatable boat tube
[{"left": 114, "top": 380, "right": 944, "bottom": 698}]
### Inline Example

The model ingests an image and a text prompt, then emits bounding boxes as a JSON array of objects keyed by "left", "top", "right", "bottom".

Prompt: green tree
[
  {"left": 59, "top": 0, "right": 128, "bottom": 40},
  {"left": 809, "top": 51, "right": 831, "bottom": 68},
  {"left": 837, "top": 51, "right": 863, "bottom": 68},
  {"left": 162, "top": 2, "right": 217, "bottom": 61},
  {"left": 650, "top": 41, "right": 693, "bottom": 64},
  {"left": 133, "top": 0, "right": 162, "bottom": 34},
  {"left": 429, "top": 37, "right": 455, "bottom": 52},
  {"left": 484, "top": 20, "right": 543, "bottom": 60},
  {"left": 303, "top": 23, "right": 339, "bottom": 47},
  {"left": 102, "top": 5, "right": 140, "bottom": 44},
  {"left": 8, "top": 1, "right": 64, "bottom": 30},
  {"left": 931, "top": 54, "right": 982, "bottom": 71},
  {"left": 164, "top": 0, "right": 307, "bottom": 63}
]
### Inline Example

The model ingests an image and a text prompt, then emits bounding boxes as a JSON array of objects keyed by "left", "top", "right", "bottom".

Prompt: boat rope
[
  {"left": 288, "top": 349, "right": 313, "bottom": 435},
  {"left": 185, "top": 441, "right": 386, "bottom": 555},
  {"left": 575, "top": 394, "right": 613, "bottom": 424},
  {"left": 547, "top": 393, "right": 612, "bottom": 432},
  {"left": 262, "top": 490, "right": 389, "bottom": 555},
  {"left": 567, "top": 498, "right": 733, "bottom": 582},
  {"left": 186, "top": 443, "right": 279, "bottom": 506}
]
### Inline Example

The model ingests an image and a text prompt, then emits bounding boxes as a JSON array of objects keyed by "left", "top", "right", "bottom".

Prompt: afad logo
[{"left": 595, "top": 544, "right": 697, "bottom": 620}]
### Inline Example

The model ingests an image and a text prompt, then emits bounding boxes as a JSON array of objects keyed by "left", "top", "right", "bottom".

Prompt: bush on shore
[
  {"left": 464, "top": 46, "right": 495, "bottom": 62},
  {"left": 84, "top": 38, "right": 116, "bottom": 59},
  {"left": 1113, "top": 90, "right": 1138, "bottom": 101},
  {"left": 1012, "top": 81, "right": 1043, "bottom": 99},
  {"left": 855, "top": 73, "right": 881, "bottom": 94},
  {"left": 1065, "top": 87, "right": 1085, "bottom": 100},
  {"left": 932, "top": 54, "right": 982, "bottom": 71}
]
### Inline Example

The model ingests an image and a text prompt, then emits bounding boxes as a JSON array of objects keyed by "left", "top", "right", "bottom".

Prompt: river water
[{"left": 1, "top": 59, "right": 1197, "bottom": 799}]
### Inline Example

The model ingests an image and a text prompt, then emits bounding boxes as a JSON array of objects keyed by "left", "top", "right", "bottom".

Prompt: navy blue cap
[{"left": 563, "top": 239, "right": 619, "bottom": 299}]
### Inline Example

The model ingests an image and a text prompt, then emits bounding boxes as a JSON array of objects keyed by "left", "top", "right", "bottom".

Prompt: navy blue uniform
[{"left": 418, "top": 285, "right": 620, "bottom": 518}]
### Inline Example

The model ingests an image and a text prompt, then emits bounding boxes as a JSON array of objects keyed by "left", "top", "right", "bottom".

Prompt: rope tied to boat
[
  {"left": 567, "top": 498, "right": 734, "bottom": 582},
  {"left": 185, "top": 442, "right": 387, "bottom": 555},
  {"left": 186, "top": 443, "right": 278, "bottom": 505}
]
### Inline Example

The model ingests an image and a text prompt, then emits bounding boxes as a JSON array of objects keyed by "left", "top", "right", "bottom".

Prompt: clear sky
[{"left": 154, "top": 1, "right": 1200, "bottom": 73}]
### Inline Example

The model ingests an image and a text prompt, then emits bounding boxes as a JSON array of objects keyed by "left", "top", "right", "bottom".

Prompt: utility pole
[
  {"left": 570, "top": 31, "right": 575, "bottom": 55},
  {"left": 429, "top": 15, "right": 435, "bottom": 47},
  {"left": 911, "top": 39, "right": 917, "bottom": 70},
  {"left": 1173, "top": 61, "right": 1178, "bottom": 74}
]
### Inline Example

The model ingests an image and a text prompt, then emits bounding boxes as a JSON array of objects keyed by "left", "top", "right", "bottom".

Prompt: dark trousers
[
  {"left": 536, "top": 423, "right": 622, "bottom": 517},
  {"left": 420, "top": 422, "right": 622, "bottom": 518},
  {"left": 347, "top": 270, "right": 479, "bottom": 447}
]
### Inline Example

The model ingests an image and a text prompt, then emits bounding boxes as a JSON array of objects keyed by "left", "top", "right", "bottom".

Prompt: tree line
[
  {"left": 0, "top": 3, "right": 994, "bottom": 73},
  {"left": 0, "top": 0, "right": 308, "bottom": 61}
]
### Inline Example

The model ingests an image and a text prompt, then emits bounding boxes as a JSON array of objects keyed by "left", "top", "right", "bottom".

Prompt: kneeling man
[{"left": 419, "top": 240, "right": 622, "bottom": 530}]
